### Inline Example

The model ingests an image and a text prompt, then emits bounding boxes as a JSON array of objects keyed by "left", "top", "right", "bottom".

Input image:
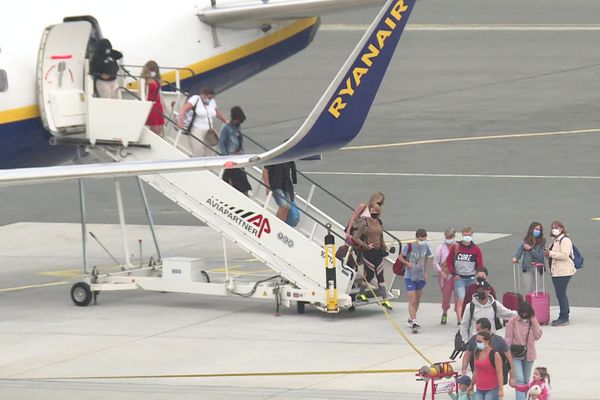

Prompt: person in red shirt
[
  {"left": 462, "top": 267, "right": 497, "bottom": 317},
  {"left": 141, "top": 60, "right": 165, "bottom": 136},
  {"left": 467, "top": 331, "right": 505, "bottom": 399},
  {"left": 445, "top": 226, "right": 484, "bottom": 322}
]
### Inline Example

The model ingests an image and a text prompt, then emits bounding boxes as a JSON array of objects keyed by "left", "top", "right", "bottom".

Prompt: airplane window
[{"left": 0, "top": 69, "right": 7, "bottom": 92}]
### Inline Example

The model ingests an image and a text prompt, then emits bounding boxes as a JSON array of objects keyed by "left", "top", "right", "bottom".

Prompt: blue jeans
[
  {"left": 552, "top": 275, "right": 572, "bottom": 321},
  {"left": 454, "top": 275, "right": 475, "bottom": 299},
  {"left": 512, "top": 358, "right": 534, "bottom": 400},
  {"left": 475, "top": 387, "right": 499, "bottom": 400}
]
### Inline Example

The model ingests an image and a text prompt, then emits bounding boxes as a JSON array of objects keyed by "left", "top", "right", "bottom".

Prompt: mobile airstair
[{"left": 36, "top": 16, "right": 404, "bottom": 314}]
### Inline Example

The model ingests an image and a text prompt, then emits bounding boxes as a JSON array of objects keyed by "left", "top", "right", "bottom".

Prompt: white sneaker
[{"left": 406, "top": 318, "right": 414, "bottom": 328}]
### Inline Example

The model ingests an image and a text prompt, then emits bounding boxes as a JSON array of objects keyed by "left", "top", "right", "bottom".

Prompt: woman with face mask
[
  {"left": 504, "top": 302, "right": 543, "bottom": 400},
  {"left": 543, "top": 220, "right": 576, "bottom": 326},
  {"left": 177, "top": 87, "right": 228, "bottom": 156},
  {"left": 353, "top": 202, "right": 392, "bottom": 311},
  {"left": 433, "top": 228, "right": 457, "bottom": 325},
  {"left": 140, "top": 60, "right": 165, "bottom": 136},
  {"left": 468, "top": 331, "right": 504, "bottom": 400},
  {"left": 512, "top": 222, "right": 546, "bottom": 295}
]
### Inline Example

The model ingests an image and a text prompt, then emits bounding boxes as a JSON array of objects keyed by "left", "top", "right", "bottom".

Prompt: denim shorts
[
  {"left": 404, "top": 278, "right": 427, "bottom": 292},
  {"left": 454, "top": 275, "right": 475, "bottom": 299},
  {"left": 272, "top": 188, "right": 291, "bottom": 208}
]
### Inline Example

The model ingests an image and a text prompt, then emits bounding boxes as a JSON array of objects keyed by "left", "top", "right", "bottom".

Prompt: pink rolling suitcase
[
  {"left": 525, "top": 265, "right": 550, "bottom": 325},
  {"left": 502, "top": 263, "right": 521, "bottom": 313}
]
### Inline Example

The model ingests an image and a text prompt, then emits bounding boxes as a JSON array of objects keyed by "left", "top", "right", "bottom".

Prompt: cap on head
[
  {"left": 457, "top": 375, "right": 472, "bottom": 386},
  {"left": 476, "top": 280, "right": 492, "bottom": 290}
]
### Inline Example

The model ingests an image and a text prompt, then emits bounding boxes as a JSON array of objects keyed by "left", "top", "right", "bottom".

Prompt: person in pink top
[
  {"left": 513, "top": 366, "right": 551, "bottom": 399},
  {"left": 433, "top": 228, "right": 457, "bottom": 325},
  {"left": 467, "top": 331, "right": 504, "bottom": 400},
  {"left": 505, "top": 302, "right": 543, "bottom": 400}
]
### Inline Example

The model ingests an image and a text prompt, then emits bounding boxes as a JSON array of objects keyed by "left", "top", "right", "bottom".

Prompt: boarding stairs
[{"left": 36, "top": 18, "right": 402, "bottom": 313}]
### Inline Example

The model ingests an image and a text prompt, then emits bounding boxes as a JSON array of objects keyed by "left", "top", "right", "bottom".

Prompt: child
[
  {"left": 399, "top": 228, "right": 432, "bottom": 333},
  {"left": 515, "top": 366, "right": 551, "bottom": 400},
  {"left": 449, "top": 375, "right": 472, "bottom": 399}
]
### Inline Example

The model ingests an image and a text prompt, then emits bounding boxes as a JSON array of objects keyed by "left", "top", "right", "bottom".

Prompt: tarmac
[
  {"left": 2, "top": 0, "right": 600, "bottom": 398},
  {"left": 1, "top": 223, "right": 598, "bottom": 399}
]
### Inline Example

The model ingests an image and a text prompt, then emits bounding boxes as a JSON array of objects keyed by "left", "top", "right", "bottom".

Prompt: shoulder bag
[
  {"left": 202, "top": 101, "right": 219, "bottom": 146},
  {"left": 509, "top": 319, "right": 531, "bottom": 358}
]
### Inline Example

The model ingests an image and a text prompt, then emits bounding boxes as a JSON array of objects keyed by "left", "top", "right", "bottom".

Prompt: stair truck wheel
[
  {"left": 297, "top": 301, "right": 307, "bottom": 314},
  {"left": 71, "top": 282, "right": 93, "bottom": 307}
]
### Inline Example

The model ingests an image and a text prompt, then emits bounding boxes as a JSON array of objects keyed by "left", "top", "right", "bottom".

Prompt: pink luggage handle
[{"left": 533, "top": 262, "right": 545, "bottom": 293}]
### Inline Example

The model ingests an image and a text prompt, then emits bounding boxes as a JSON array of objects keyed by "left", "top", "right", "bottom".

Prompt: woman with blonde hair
[
  {"left": 140, "top": 60, "right": 165, "bottom": 136},
  {"left": 544, "top": 220, "right": 576, "bottom": 326}
]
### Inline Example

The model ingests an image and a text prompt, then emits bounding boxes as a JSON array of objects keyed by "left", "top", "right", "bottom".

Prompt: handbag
[
  {"left": 202, "top": 101, "right": 219, "bottom": 146},
  {"left": 509, "top": 320, "right": 531, "bottom": 358}
]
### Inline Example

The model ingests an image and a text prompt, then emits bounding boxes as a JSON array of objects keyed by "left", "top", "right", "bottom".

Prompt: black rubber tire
[
  {"left": 297, "top": 301, "right": 307, "bottom": 314},
  {"left": 348, "top": 305, "right": 356, "bottom": 312},
  {"left": 71, "top": 282, "right": 93, "bottom": 307}
]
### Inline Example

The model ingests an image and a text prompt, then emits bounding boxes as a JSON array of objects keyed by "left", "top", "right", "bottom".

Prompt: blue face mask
[
  {"left": 445, "top": 239, "right": 454, "bottom": 245},
  {"left": 462, "top": 235, "right": 473, "bottom": 243},
  {"left": 533, "top": 230, "right": 541, "bottom": 238},
  {"left": 418, "top": 239, "right": 428, "bottom": 245},
  {"left": 476, "top": 342, "right": 485, "bottom": 350}
]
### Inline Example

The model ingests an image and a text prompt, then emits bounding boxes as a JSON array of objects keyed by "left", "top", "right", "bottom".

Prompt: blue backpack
[
  {"left": 572, "top": 244, "right": 584, "bottom": 269},
  {"left": 559, "top": 237, "right": 584, "bottom": 269}
]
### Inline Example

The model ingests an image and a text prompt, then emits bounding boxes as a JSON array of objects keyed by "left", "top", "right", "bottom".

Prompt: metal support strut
[
  {"left": 114, "top": 179, "right": 133, "bottom": 269},
  {"left": 136, "top": 177, "right": 162, "bottom": 262},
  {"left": 78, "top": 179, "right": 89, "bottom": 275}
]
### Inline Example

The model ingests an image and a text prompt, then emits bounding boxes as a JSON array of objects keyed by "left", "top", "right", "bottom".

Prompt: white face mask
[
  {"left": 551, "top": 228, "right": 561, "bottom": 236},
  {"left": 445, "top": 239, "right": 454, "bottom": 245},
  {"left": 462, "top": 235, "right": 473, "bottom": 243},
  {"left": 149, "top": 71, "right": 156, "bottom": 78}
]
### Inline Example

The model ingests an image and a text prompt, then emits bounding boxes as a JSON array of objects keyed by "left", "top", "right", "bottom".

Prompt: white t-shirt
[{"left": 187, "top": 95, "right": 217, "bottom": 130}]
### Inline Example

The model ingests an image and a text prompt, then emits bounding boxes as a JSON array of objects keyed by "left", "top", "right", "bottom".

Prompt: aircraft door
[{"left": 37, "top": 21, "right": 92, "bottom": 135}]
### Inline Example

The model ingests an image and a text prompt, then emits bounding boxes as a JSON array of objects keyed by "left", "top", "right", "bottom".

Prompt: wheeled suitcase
[
  {"left": 525, "top": 264, "right": 550, "bottom": 325},
  {"left": 502, "top": 263, "right": 522, "bottom": 312}
]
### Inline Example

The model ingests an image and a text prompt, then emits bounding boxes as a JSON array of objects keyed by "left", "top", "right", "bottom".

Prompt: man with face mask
[
  {"left": 445, "top": 226, "right": 485, "bottom": 322},
  {"left": 461, "top": 268, "right": 498, "bottom": 317},
  {"left": 459, "top": 280, "right": 517, "bottom": 345}
]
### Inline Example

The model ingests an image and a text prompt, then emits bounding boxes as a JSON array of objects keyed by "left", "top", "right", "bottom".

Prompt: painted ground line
[
  {"left": 303, "top": 172, "right": 600, "bottom": 180},
  {"left": 0, "top": 281, "right": 68, "bottom": 293},
  {"left": 341, "top": 128, "right": 600, "bottom": 151},
  {"left": 321, "top": 24, "right": 600, "bottom": 31}
]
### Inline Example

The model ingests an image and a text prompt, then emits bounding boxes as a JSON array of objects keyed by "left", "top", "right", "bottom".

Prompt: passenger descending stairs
[{"left": 121, "top": 128, "right": 363, "bottom": 306}]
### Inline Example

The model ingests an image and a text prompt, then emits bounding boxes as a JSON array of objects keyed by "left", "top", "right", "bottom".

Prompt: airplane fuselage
[{"left": 0, "top": 0, "right": 320, "bottom": 168}]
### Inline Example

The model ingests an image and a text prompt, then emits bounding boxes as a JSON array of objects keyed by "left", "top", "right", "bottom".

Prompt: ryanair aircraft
[{"left": 0, "top": 0, "right": 415, "bottom": 185}]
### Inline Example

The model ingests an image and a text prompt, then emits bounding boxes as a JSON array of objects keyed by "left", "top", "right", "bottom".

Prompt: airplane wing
[
  {"left": 0, "top": 0, "right": 415, "bottom": 187},
  {"left": 198, "top": 0, "right": 386, "bottom": 28}
]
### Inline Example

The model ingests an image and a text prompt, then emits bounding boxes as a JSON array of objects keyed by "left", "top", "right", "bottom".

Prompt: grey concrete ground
[
  {"left": 0, "top": 223, "right": 599, "bottom": 399},
  {"left": 2, "top": 0, "right": 600, "bottom": 398}
]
